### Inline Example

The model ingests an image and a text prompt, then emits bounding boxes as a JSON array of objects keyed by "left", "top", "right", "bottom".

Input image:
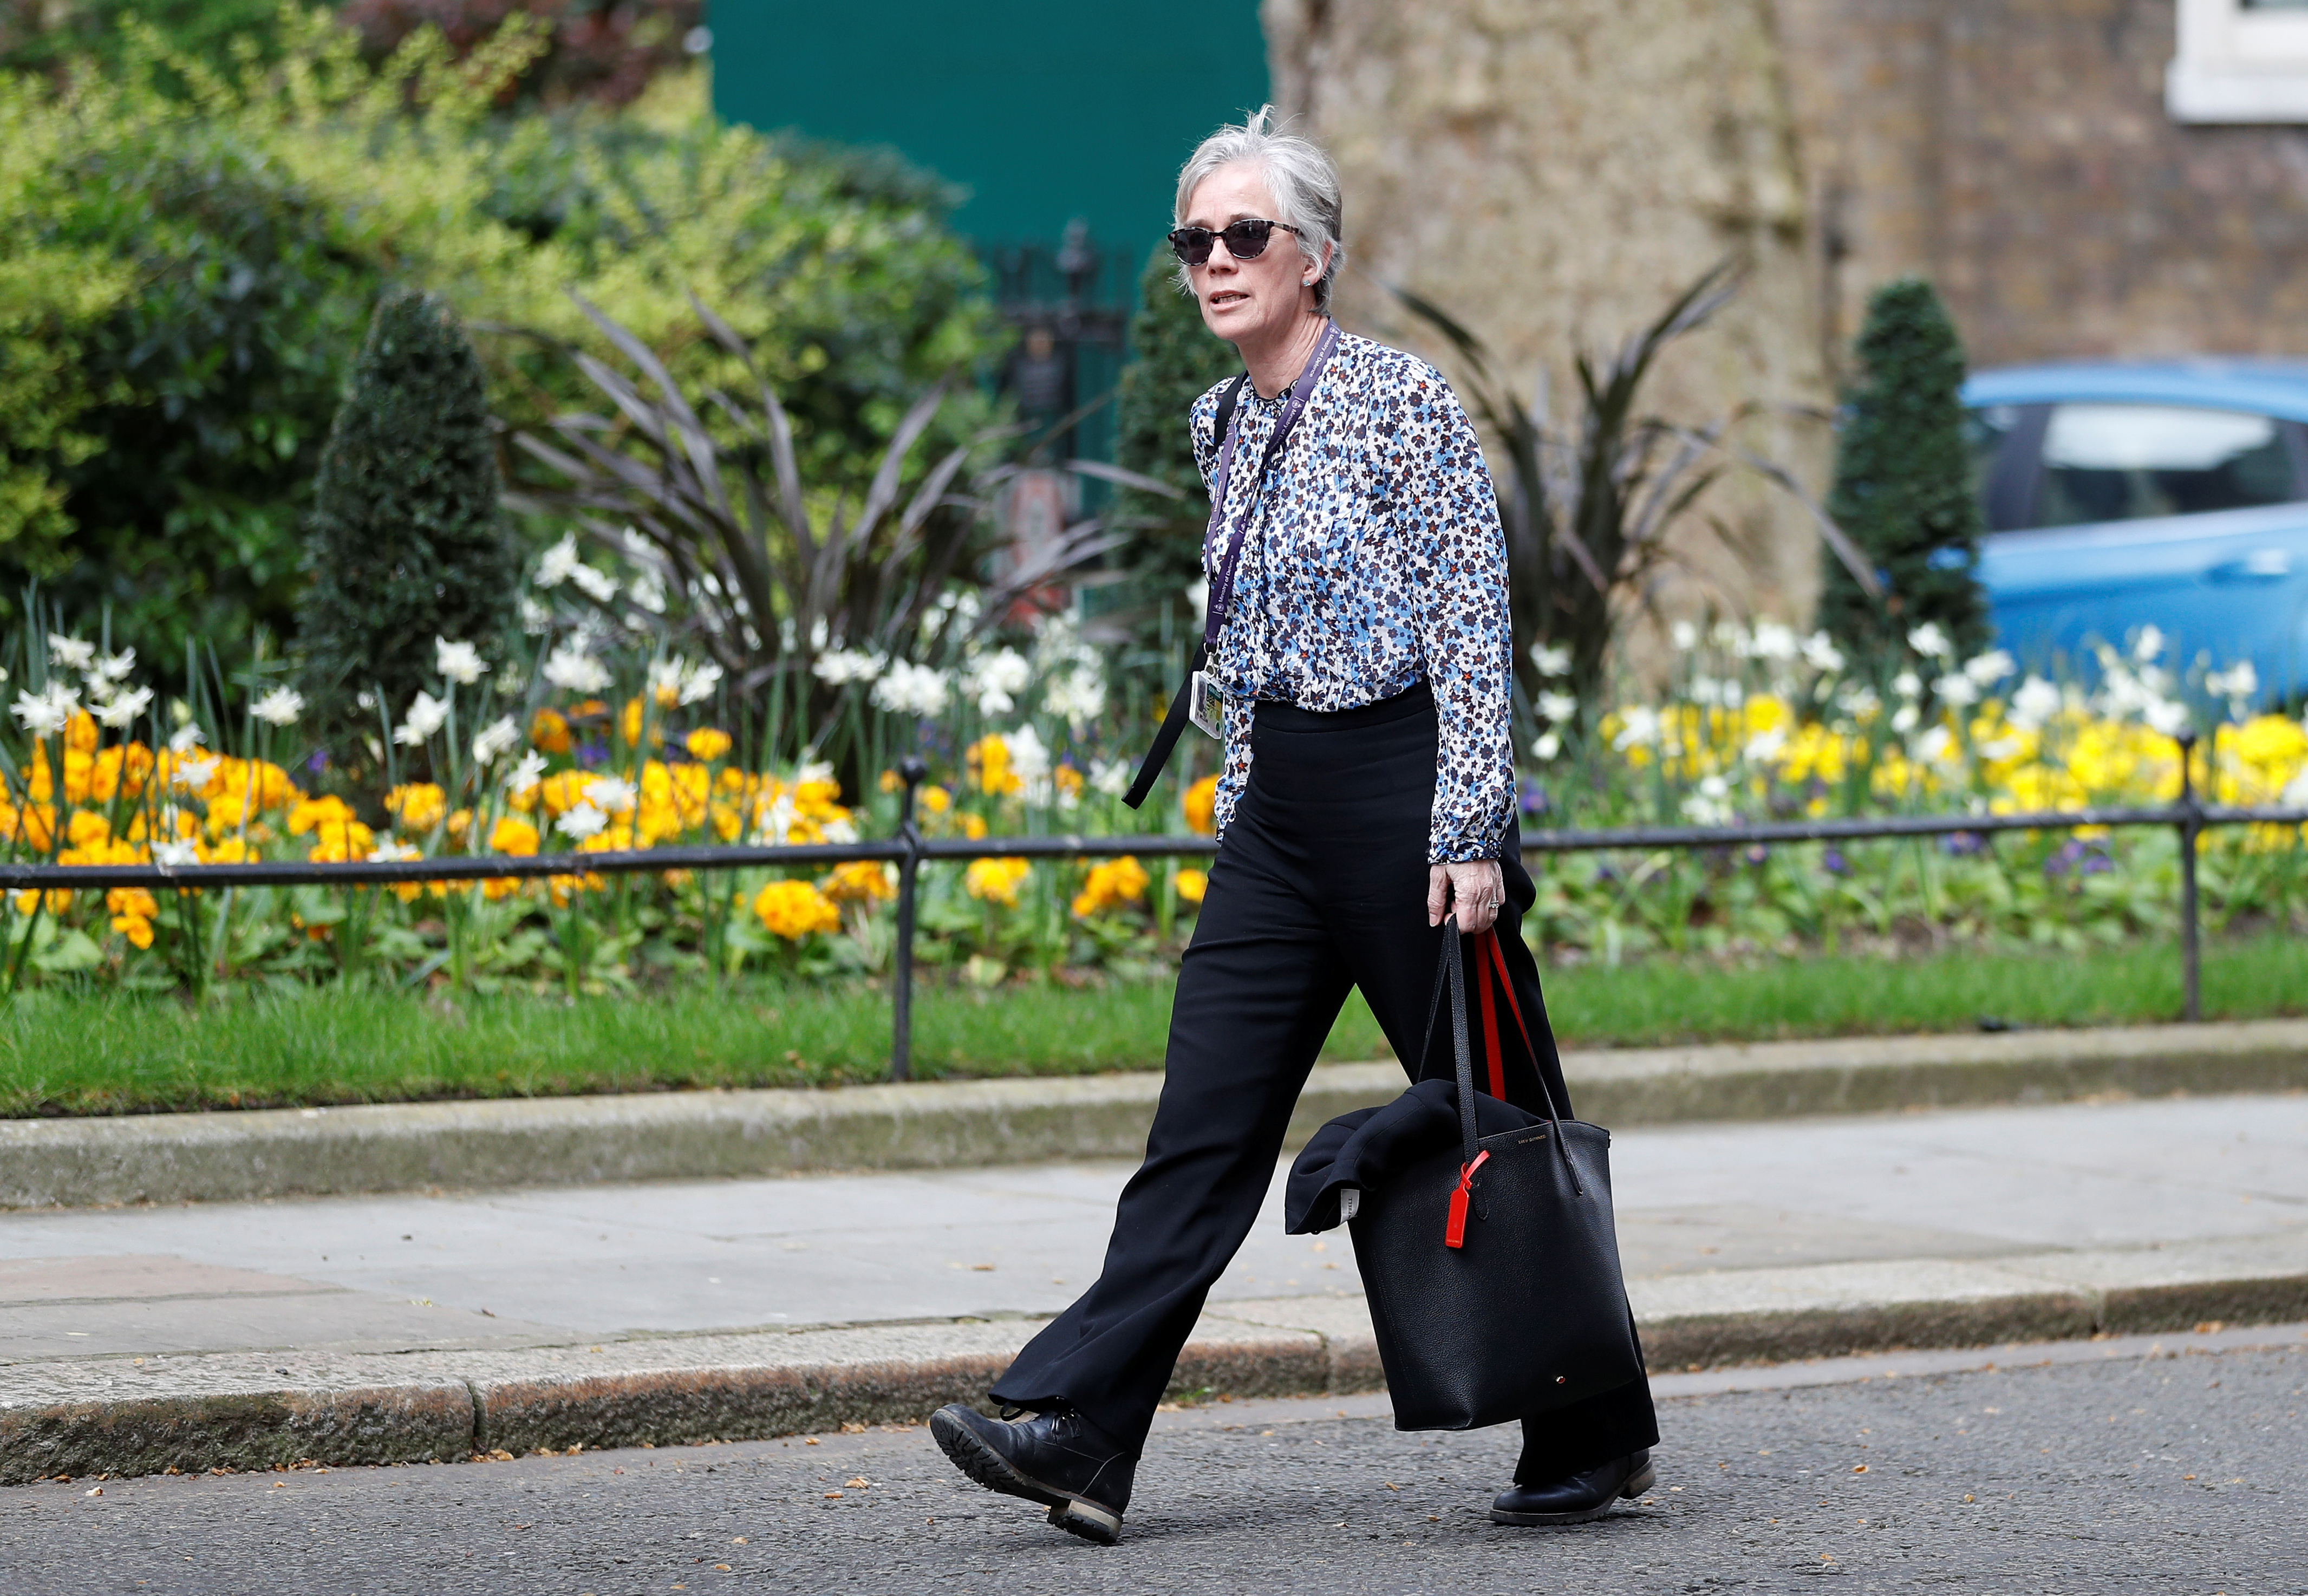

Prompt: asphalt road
[{"left": 7, "top": 1343, "right": 2300, "bottom": 1596}]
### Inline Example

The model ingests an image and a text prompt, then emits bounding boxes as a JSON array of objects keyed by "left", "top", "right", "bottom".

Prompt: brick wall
[{"left": 1778, "top": 0, "right": 2308, "bottom": 373}]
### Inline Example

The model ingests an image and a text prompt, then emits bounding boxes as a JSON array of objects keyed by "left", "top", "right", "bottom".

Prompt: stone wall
[
  {"left": 1266, "top": 0, "right": 2308, "bottom": 646},
  {"left": 1262, "top": 0, "right": 1836, "bottom": 647}
]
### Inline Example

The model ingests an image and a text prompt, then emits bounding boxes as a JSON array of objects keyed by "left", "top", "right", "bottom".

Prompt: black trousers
[{"left": 990, "top": 683, "right": 1658, "bottom": 1482}]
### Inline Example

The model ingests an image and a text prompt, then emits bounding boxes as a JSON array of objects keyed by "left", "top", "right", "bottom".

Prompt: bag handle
[
  {"left": 1415, "top": 920, "right": 1582, "bottom": 1218},
  {"left": 1479, "top": 928, "right": 1581, "bottom": 1195}
]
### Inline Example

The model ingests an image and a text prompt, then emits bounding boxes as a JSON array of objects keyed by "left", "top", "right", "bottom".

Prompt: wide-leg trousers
[{"left": 990, "top": 682, "right": 1659, "bottom": 1481}]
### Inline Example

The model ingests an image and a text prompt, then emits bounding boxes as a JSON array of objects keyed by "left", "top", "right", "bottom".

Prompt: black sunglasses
[{"left": 1166, "top": 218, "right": 1304, "bottom": 266}]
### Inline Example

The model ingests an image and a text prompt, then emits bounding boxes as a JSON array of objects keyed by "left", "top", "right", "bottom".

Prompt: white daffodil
[
  {"left": 2143, "top": 698, "right": 2192, "bottom": 738},
  {"left": 677, "top": 660, "right": 723, "bottom": 706},
  {"left": 519, "top": 594, "right": 552, "bottom": 635},
  {"left": 504, "top": 750, "right": 549, "bottom": 794},
  {"left": 251, "top": 686, "right": 305, "bottom": 727},
  {"left": 471, "top": 715, "right": 521, "bottom": 766},
  {"left": 151, "top": 839, "right": 203, "bottom": 867},
  {"left": 1743, "top": 727, "right": 1788, "bottom": 765},
  {"left": 554, "top": 802, "right": 609, "bottom": 841},
  {"left": 94, "top": 685, "right": 154, "bottom": 728},
  {"left": 1090, "top": 758, "right": 1131, "bottom": 797},
  {"left": 1962, "top": 649, "right": 2016, "bottom": 687},
  {"left": 1529, "top": 641, "right": 1573, "bottom": 676},
  {"left": 569, "top": 563, "right": 620, "bottom": 603},
  {"left": 1801, "top": 631, "right": 1845, "bottom": 674},
  {"left": 1537, "top": 691, "right": 1579, "bottom": 725},
  {"left": 535, "top": 532, "right": 582, "bottom": 589},
  {"left": 2007, "top": 676, "right": 2062, "bottom": 732},
  {"left": 435, "top": 637, "right": 488, "bottom": 686},
  {"left": 172, "top": 755, "right": 220, "bottom": 790},
  {"left": 582, "top": 775, "right": 638, "bottom": 814},
  {"left": 93, "top": 648, "right": 135, "bottom": 683},
  {"left": 1916, "top": 725, "right": 1960, "bottom": 765},
  {"left": 368, "top": 838, "right": 423, "bottom": 864},
  {"left": 1746, "top": 621, "right": 1799, "bottom": 661},
  {"left": 393, "top": 690, "right": 451, "bottom": 747},
  {"left": 1891, "top": 670, "right": 1922, "bottom": 700},
  {"left": 542, "top": 638, "right": 611, "bottom": 694},
  {"left": 1890, "top": 703, "right": 1920, "bottom": 734},
  {"left": 871, "top": 661, "right": 948, "bottom": 718},
  {"left": 813, "top": 648, "right": 886, "bottom": 686},
  {"left": 169, "top": 721, "right": 207, "bottom": 753},
  {"left": 1933, "top": 674, "right": 1981, "bottom": 708},
  {"left": 1045, "top": 668, "right": 1105, "bottom": 733},
  {"left": 964, "top": 647, "right": 1031, "bottom": 716},
  {"left": 627, "top": 568, "right": 667, "bottom": 614},
  {"left": 1532, "top": 731, "right": 1562, "bottom": 763},
  {"left": 1669, "top": 620, "right": 1699, "bottom": 653},
  {"left": 2205, "top": 661, "right": 2260, "bottom": 703},
  {"left": 11, "top": 686, "right": 72, "bottom": 735},
  {"left": 1612, "top": 705, "right": 1661, "bottom": 752},
  {"left": 1006, "top": 724, "right": 1054, "bottom": 792},
  {"left": 46, "top": 634, "right": 94, "bottom": 672},
  {"left": 2132, "top": 624, "right": 2165, "bottom": 663},
  {"left": 1905, "top": 621, "right": 1952, "bottom": 659}
]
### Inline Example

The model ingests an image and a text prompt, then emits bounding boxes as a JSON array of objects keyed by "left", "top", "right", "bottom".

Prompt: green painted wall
[{"left": 708, "top": 2, "right": 1269, "bottom": 250}]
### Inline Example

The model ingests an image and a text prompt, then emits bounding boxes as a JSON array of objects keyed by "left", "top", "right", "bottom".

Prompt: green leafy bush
[
  {"left": 300, "top": 288, "right": 516, "bottom": 743},
  {"left": 1820, "top": 276, "right": 1991, "bottom": 676},
  {"left": 0, "top": 11, "right": 1007, "bottom": 687},
  {"left": 1112, "top": 244, "right": 1237, "bottom": 605}
]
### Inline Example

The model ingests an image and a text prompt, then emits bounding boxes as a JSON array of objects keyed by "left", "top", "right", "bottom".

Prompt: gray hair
[{"left": 1172, "top": 105, "right": 1345, "bottom": 311}]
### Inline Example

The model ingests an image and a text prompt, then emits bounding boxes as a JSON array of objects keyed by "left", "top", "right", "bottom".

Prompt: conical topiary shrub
[
  {"left": 1818, "top": 276, "right": 1991, "bottom": 676},
  {"left": 298, "top": 288, "right": 517, "bottom": 751}
]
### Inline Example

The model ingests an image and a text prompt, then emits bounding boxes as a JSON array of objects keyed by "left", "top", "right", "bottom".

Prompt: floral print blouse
[{"left": 1190, "top": 328, "right": 1514, "bottom": 863}]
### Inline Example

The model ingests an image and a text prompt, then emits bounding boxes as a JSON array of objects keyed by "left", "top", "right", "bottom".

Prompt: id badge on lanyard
[{"left": 1192, "top": 321, "right": 1341, "bottom": 739}]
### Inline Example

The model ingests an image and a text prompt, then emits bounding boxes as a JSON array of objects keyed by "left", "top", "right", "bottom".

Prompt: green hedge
[{"left": 0, "top": 12, "right": 1008, "bottom": 687}]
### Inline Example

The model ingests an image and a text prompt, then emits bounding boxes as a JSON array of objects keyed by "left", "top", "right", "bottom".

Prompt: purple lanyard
[{"left": 1202, "top": 318, "right": 1341, "bottom": 651}]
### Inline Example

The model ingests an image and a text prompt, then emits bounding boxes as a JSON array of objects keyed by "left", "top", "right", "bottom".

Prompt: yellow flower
[
  {"left": 686, "top": 726, "right": 733, "bottom": 762},
  {"left": 106, "top": 887, "right": 160, "bottom": 920},
  {"left": 919, "top": 784, "right": 951, "bottom": 815},
  {"left": 63, "top": 709, "right": 99, "bottom": 755},
  {"left": 1183, "top": 775, "right": 1220, "bottom": 836},
  {"left": 385, "top": 783, "right": 447, "bottom": 832},
  {"left": 1176, "top": 868, "right": 1209, "bottom": 905},
  {"left": 1071, "top": 855, "right": 1151, "bottom": 918},
  {"left": 968, "top": 734, "right": 1019, "bottom": 795},
  {"left": 821, "top": 859, "right": 896, "bottom": 903},
  {"left": 490, "top": 816, "right": 540, "bottom": 857},
  {"left": 960, "top": 812, "right": 988, "bottom": 840},
  {"left": 66, "top": 810, "right": 112, "bottom": 849},
  {"left": 753, "top": 878, "right": 842, "bottom": 940},
  {"left": 620, "top": 696, "right": 665, "bottom": 749},
  {"left": 964, "top": 856, "right": 1032, "bottom": 907},
  {"left": 110, "top": 913, "right": 154, "bottom": 950},
  {"left": 537, "top": 770, "right": 591, "bottom": 817},
  {"left": 288, "top": 795, "right": 360, "bottom": 836},
  {"left": 531, "top": 707, "right": 572, "bottom": 754}
]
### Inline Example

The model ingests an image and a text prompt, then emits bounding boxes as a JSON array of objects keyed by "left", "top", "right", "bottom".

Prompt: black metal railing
[{"left": 2, "top": 736, "right": 2299, "bottom": 1078}]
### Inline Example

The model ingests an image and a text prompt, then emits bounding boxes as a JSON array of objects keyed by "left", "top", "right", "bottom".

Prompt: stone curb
[
  {"left": 4, "top": 1019, "right": 2302, "bottom": 1209},
  {"left": 4, "top": 1234, "right": 2300, "bottom": 1485}
]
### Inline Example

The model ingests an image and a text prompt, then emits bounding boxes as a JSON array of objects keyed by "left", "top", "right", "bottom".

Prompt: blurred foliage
[
  {"left": 0, "top": 0, "right": 300, "bottom": 86},
  {"left": 1820, "top": 276, "right": 1991, "bottom": 677},
  {"left": 0, "top": 8, "right": 1009, "bottom": 693},
  {"left": 1112, "top": 244, "right": 1236, "bottom": 613},
  {"left": 340, "top": 0, "right": 705, "bottom": 107}
]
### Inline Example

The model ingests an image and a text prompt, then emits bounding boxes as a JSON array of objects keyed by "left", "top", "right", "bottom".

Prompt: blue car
[{"left": 1963, "top": 360, "right": 2308, "bottom": 705}]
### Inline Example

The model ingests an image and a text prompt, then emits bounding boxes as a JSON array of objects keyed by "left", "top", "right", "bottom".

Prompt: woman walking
[{"left": 930, "top": 109, "right": 1658, "bottom": 1544}]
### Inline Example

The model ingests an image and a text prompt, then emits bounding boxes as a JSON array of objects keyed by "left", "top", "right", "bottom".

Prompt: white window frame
[{"left": 2169, "top": 0, "right": 2308, "bottom": 121}]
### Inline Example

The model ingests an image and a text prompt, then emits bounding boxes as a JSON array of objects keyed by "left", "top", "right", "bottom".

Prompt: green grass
[{"left": 2, "top": 932, "right": 2300, "bottom": 1117}]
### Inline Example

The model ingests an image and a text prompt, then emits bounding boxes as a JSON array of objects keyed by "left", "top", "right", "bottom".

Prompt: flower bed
[{"left": 0, "top": 610, "right": 2302, "bottom": 997}]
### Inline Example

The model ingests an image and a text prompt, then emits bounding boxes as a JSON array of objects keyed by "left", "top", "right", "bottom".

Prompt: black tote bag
[{"left": 1347, "top": 918, "right": 1644, "bottom": 1431}]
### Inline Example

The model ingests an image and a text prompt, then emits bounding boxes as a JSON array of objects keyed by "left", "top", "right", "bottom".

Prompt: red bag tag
[{"left": 1444, "top": 1149, "right": 1491, "bottom": 1249}]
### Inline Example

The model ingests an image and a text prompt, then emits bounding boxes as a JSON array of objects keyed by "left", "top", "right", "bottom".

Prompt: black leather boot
[
  {"left": 929, "top": 1403, "right": 1137, "bottom": 1545},
  {"left": 1489, "top": 1449, "right": 1655, "bottom": 1526}
]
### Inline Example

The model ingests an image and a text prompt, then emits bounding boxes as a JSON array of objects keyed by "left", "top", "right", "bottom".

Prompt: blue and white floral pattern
[{"left": 1190, "top": 329, "right": 1512, "bottom": 863}]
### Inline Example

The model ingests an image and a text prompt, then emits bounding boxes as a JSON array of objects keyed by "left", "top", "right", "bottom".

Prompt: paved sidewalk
[
  {"left": 2, "top": 1092, "right": 2303, "bottom": 1480},
  {"left": 4, "top": 1091, "right": 2303, "bottom": 1354}
]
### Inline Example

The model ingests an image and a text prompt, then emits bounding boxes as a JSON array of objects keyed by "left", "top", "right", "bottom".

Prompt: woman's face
[{"left": 1181, "top": 161, "right": 1322, "bottom": 347}]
